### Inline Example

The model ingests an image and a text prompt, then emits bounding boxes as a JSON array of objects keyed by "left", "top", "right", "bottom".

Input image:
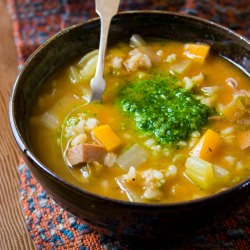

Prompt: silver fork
[{"left": 90, "top": 0, "right": 120, "bottom": 102}]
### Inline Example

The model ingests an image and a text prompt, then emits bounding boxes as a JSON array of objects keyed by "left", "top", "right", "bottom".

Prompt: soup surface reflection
[{"left": 29, "top": 35, "right": 250, "bottom": 203}]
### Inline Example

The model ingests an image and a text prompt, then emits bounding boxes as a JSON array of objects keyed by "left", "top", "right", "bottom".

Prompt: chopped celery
[
  {"left": 185, "top": 156, "right": 215, "bottom": 190},
  {"left": 213, "top": 165, "right": 231, "bottom": 184},
  {"left": 185, "top": 156, "right": 232, "bottom": 190}
]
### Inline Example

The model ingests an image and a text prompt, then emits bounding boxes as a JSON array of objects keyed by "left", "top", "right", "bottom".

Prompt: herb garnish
[{"left": 119, "top": 75, "right": 213, "bottom": 144}]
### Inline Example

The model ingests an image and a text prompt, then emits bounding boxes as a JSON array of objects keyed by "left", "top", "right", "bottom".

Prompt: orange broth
[{"left": 29, "top": 38, "right": 250, "bottom": 203}]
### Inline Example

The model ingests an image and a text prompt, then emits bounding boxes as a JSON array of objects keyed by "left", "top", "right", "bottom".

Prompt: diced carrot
[
  {"left": 93, "top": 124, "right": 122, "bottom": 151},
  {"left": 184, "top": 43, "right": 210, "bottom": 64},
  {"left": 190, "top": 129, "right": 223, "bottom": 161},
  {"left": 237, "top": 130, "right": 250, "bottom": 150}
]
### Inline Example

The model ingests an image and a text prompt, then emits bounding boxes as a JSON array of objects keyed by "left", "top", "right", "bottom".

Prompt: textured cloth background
[
  {"left": 18, "top": 163, "right": 250, "bottom": 250},
  {"left": 8, "top": 0, "right": 250, "bottom": 67},
  {"left": 7, "top": 0, "right": 250, "bottom": 249}
]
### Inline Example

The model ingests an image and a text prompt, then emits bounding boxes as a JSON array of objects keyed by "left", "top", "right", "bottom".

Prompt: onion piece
[
  {"left": 116, "top": 176, "right": 142, "bottom": 202},
  {"left": 116, "top": 144, "right": 148, "bottom": 171},
  {"left": 79, "top": 55, "right": 98, "bottom": 81},
  {"left": 169, "top": 59, "right": 191, "bottom": 74},
  {"left": 77, "top": 49, "right": 98, "bottom": 68},
  {"left": 40, "top": 94, "right": 82, "bottom": 130},
  {"left": 68, "top": 65, "right": 81, "bottom": 84},
  {"left": 130, "top": 34, "right": 147, "bottom": 48}
]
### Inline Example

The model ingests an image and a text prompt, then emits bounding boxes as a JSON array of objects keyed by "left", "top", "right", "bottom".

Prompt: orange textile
[{"left": 7, "top": 0, "right": 250, "bottom": 249}]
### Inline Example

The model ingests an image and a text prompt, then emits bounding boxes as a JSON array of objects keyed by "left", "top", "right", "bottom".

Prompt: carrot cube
[
  {"left": 93, "top": 124, "right": 122, "bottom": 151},
  {"left": 184, "top": 43, "right": 210, "bottom": 64},
  {"left": 190, "top": 129, "right": 223, "bottom": 161}
]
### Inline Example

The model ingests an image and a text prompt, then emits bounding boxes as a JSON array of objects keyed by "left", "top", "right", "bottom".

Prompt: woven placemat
[
  {"left": 8, "top": 0, "right": 250, "bottom": 67},
  {"left": 18, "top": 162, "right": 250, "bottom": 250},
  {"left": 8, "top": 0, "right": 250, "bottom": 249}
]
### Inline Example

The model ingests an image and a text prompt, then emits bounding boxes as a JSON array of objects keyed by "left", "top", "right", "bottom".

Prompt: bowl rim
[{"left": 9, "top": 10, "right": 250, "bottom": 208}]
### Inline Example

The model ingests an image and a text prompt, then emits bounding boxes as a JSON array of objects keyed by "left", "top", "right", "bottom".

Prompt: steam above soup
[{"left": 29, "top": 35, "right": 250, "bottom": 203}]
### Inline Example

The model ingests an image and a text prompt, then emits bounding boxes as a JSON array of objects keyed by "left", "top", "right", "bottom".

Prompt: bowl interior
[{"left": 11, "top": 10, "right": 250, "bottom": 197}]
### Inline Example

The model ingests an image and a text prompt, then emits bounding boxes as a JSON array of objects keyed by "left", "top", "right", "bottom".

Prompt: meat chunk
[{"left": 67, "top": 143, "right": 106, "bottom": 165}]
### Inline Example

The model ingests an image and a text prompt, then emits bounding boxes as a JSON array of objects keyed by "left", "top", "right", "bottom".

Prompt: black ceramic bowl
[{"left": 9, "top": 11, "right": 250, "bottom": 244}]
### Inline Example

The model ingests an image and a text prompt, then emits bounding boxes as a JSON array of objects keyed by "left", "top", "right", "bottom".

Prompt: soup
[{"left": 29, "top": 35, "right": 250, "bottom": 203}]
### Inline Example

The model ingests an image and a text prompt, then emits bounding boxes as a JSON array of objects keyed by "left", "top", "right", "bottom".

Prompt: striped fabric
[
  {"left": 18, "top": 163, "right": 250, "bottom": 250},
  {"left": 7, "top": 0, "right": 250, "bottom": 249},
  {"left": 8, "top": 0, "right": 249, "bottom": 66}
]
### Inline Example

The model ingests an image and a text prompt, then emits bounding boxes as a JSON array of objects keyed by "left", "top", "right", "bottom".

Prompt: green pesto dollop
[{"left": 118, "top": 75, "right": 213, "bottom": 145}]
